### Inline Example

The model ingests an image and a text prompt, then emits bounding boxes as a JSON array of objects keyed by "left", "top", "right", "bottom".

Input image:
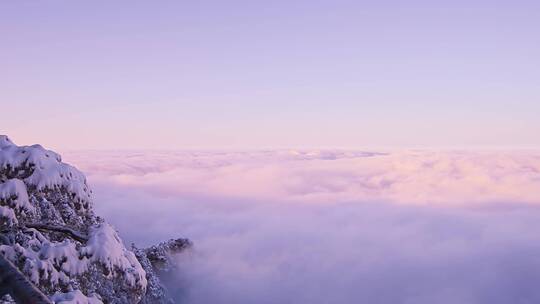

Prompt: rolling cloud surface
[{"left": 63, "top": 150, "right": 540, "bottom": 304}]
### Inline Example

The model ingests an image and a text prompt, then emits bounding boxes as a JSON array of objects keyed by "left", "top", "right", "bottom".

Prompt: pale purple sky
[{"left": 1, "top": 1, "right": 539, "bottom": 150}]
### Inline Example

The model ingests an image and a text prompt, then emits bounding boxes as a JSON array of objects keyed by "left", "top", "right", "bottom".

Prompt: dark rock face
[{"left": 0, "top": 136, "right": 191, "bottom": 303}]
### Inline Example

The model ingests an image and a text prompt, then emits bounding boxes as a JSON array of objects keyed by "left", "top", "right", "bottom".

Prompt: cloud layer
[
  {"left": 64, "top": 149, "right": 540, "bottom": 205},
  {"left": 63, "top": 150, "right": 540, "bottom": 304}
]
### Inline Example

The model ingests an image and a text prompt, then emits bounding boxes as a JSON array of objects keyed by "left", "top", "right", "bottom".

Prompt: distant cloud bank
[
  {"left": 64, "top": 149, "right": 540, "bottom": 205},
  {"left": 63, "top": 150, "right": 540, "bottom": 304}
]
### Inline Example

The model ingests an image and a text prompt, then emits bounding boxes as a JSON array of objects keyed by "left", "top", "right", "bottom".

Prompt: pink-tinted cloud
[
  {"left": 63, "top": 150, "right": 540, "bottom": 205},
  {"left": 61, "top": 150, "right": 540, "bottom": 303}
]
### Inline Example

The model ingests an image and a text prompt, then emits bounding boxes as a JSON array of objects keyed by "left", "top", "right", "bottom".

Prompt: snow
[
  {"left": 0, "top": 223, "right": 147, "bottom": 289},
  {"left": 0, "top": 136, "right": 91, "bottom": 207},
  {"left": 0, "top": 135, "right": 150, "bottom": 302},
  {"left": 51, "top": 290, "right": 103, "bottom": 304},
  {"left": 82, "top": 223, "right": 147, "bottom": 288},
  {"left": 0, "top": 205, "right": 18, "bottom": 225},
  {"left": 0, "top": 135, "right": 14, "bottom": 149},
  {"left": 4, "top": 238, "right": 87, "bottom": 286},
  {"left": 0, "top": 178, "right": 34, "bottom": 213}
]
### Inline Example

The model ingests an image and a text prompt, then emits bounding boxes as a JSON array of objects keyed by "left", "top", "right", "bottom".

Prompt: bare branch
[{"left": 25, "top": 223, "right": 88, "bottom": 243}]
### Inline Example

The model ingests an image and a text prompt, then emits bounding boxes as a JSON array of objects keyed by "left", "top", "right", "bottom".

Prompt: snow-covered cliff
[{"left": 0, "top": 136, "right": 189, "bottom": 303}]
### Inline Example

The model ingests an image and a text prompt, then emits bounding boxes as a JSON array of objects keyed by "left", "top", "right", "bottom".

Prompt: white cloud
[
  {"left": 64, "top": 150, "right": 540, "bottom": 205},
  {"left": 62, "top": 150, "right": 540, "bottom": 303}
]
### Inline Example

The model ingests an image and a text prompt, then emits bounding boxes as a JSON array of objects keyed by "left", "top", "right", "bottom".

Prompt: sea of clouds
[{"left": 63, "top": 150, "right": 540, "bottom": 304}]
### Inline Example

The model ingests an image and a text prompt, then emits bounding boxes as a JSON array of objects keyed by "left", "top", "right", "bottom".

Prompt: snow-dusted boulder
[{"left": 0, "top": 136, "right": 188, "bottom": 303}]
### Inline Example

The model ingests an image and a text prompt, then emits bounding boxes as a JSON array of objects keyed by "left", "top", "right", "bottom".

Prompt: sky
[{"left": 1, "top": 1, "right": 540, "bottom": 149}]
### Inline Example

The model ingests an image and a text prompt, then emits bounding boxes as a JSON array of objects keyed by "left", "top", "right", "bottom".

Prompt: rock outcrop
[{"left": 0, "top": 136, "right": 190, "bottom": 303}]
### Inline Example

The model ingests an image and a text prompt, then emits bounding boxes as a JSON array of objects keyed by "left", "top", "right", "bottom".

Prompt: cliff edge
[{"left": 0, "top": 136, "right": 189, "bottom": 303}]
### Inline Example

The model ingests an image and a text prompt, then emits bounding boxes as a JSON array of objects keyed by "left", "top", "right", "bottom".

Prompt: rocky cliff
[{"left": 0, "top": 135, "right": 190, "bottom": 303}]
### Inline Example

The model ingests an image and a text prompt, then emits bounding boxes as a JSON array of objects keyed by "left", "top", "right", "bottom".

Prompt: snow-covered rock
[
  {"left": 50, "top": 290, "right": 103, "bottom": 304},
  {"left": 0, "top": 179, "right": 33, "bottom": 214},
  {"left": 0, "top": 136, "right": 91, "bottom": 209},
  {"left": 0, "top": 136, "right": 189, "bottom": 303},
  {"left": 0, "top": 206, "right": 17, "bottom": 227},
  {"left": 82, "top": 223, "right": 147, "bottom": 288},
  {"left": 135, "top": 238, "right": 192, "bottom": 304}
]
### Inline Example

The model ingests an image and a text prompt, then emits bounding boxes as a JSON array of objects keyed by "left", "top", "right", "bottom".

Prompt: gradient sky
[{"left": 1, "top": 1, "right": 539, "bottom": 150}]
